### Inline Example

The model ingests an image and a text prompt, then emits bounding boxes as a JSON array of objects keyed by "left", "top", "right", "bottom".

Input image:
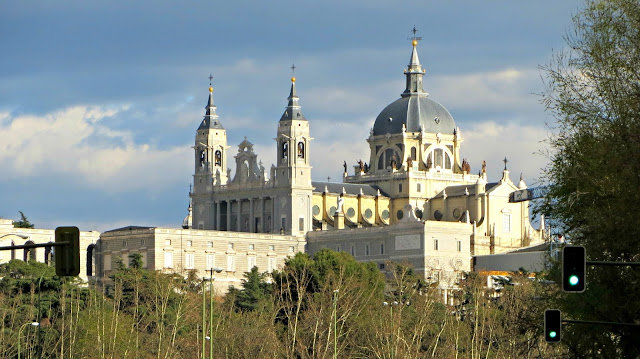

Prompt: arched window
[
  {"left": 411, "top": 147, "right": 417, "bottom": 161},
  {"left": 282, "top": 142, "right": 288, "bottom": 159},
  {"left": 434, "top": 149, "right": 444, "bottom": 168},
  {"left": 426, "top": 147, "right": 453, "bottom": 170},
  {"left": 214, "top": 150, "right": 222, "bottom": 166},
  {"left": 297, "top": 142, "right": 305, "bottom": 158},
  {"left": 199, "top": 150, "right": 206, "bottom": 167}
]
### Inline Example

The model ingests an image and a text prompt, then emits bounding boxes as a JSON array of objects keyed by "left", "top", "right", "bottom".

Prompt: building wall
[
  {"left": 0, "top": 218, "right": 101, "bottom": 282},
  {"left": 96, "top": 227, "right": 305, "bottom": 293},
  {"left": 306, "top": 214, "right": 472, "bottom": 292}
]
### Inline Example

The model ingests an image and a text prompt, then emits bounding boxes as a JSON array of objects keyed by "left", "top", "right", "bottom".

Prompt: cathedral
[
  {"left": 1, "top": 35, "right": 544, "bottom": 301},
  {"left": 184, "top": 36, "right": 544, "bottom": 300}
]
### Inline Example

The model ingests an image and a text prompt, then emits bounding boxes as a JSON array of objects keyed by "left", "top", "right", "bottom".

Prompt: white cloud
[
  {"left": 429, "top": 68, "right": 542, "bottom": 111},
  {"left": 461, "top": 120, "right": 549, "bottom": 185},
  {"left": 0, "top": 106, "right": 190, "bottom": 193}
]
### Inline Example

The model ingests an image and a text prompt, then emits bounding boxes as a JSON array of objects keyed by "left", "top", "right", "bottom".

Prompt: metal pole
[
  {"left": 36, "top": 273, "right": 44, "bottom": 359},
  {"left": 18, "top": 323, "right": 24, "bottom": 359},
  {"left": 0, "top": 241, "right": 68, "bottom": 251},
  {"left": 202, "top": 278, "right": 206, "bottom": 359},
  {"left": 563, "top": 319, "right": 640, "bottom": 327},
  {"left": 18, "top": 322, "right": 38, "bottom": 359},
  {"left": 586, "top": 261, "right": 640, "bottom": 267},
  {"left": 333, "top": 290, "right": 338, "bottom": 359},
  {"left": 209, "top": 269, "right": 213, "bottom": 359}
]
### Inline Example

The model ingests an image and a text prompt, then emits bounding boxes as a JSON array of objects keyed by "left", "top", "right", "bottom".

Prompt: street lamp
[
  {"left": 383, "top": 301, "right": 401, "bottom": 359},
  {"left": 202, "top": 267, "right": 224, "bottom": 359},
  {"left": 18, "top": 322, "right": 39, "bottom": 359},
  {"left": 0, "top": 234, "right": 29, "bottom": 239}
]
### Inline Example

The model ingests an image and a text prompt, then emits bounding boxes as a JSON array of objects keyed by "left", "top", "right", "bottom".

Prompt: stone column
[
  {"left": 272, "top": 196, "right": 277, "bottom": 233},
  {"left": 249, "top": 198, "right": 255, "bottom": 233},
  {"left": 215, "top": 201, "right": 221, "bottom": 231},
  {"left": 226, "top": 199, "right": 231, "bottom": 231},
  {"left": 236, "top": 199, "right": 242, "bottom": 232},
  {"left": 260, "top": 197, "right": 265, "bottom": 233}
]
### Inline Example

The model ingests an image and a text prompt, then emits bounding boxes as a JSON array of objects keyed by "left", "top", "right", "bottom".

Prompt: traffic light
[
  {"left": 544, "top": 309, "right": 562, "bottom": 343},
  {"left": 562, "top": 245, "right": 586, "bottom": 292},
  {"left": 55, "top": 226, "right": 80, "bottom": 277}
]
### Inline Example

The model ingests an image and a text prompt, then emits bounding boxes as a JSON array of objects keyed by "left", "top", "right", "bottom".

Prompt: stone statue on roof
[{"left": 336, "top": 193, "right": 344, "bottom": 214}]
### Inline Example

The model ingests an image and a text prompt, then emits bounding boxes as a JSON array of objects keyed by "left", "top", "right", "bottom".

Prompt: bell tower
[
  {"left": 192, "top": 77, "right": 229, "bottom": 229},
  {"left": 273, "top": 70, "right": 313, "bottom": 235}
]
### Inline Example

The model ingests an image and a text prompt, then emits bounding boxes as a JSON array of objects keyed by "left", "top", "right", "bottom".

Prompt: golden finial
[
  {"left": 291, "top": 77, "right": 296, "bottom": 83},
  {"left": 412, "top": 40, "right": 418, "bottom": 46},
  {"left": 209, "top": 86, "right": 214, "bottom": 92}
]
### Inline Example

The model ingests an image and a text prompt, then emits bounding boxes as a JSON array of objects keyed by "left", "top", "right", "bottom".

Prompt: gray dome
[{"left": 372, "top": 96, "right": 456, "bottom": 136}]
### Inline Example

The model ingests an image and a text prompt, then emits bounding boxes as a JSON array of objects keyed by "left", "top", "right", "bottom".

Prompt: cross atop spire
[
  {"left": 402, "top": 26, "right": 427, "bottom": 98},
  {"left": 503, "top": 157, "right": 509, "bottom": 170},
  {"left": 410, "top": 25, "right": 422, "bottom": 44},
  {"left": 290, "top": 64, "right": 296, "bottom": 76},
  {"left": 208, "top": 74, "right": 214, "bottom": 86}
]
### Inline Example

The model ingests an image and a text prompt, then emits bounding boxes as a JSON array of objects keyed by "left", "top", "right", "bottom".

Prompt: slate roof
[
  {"left": 312, "top": 181, "right": 389, "bottom": 197},
  {"left": 198, "top": 92, "right": 225, "bottom": 130},
  {"left": 103, "top": 226, "right": 156, "bottom": 234},
  {"left": 432, "top": 182, "right": 499, "bottom": 198},
  {"left": 372, "top": 96, "right": 456, "bottom": 136},
  {"left": 280, "top": 81, "right": 307, "bottom": 122}
]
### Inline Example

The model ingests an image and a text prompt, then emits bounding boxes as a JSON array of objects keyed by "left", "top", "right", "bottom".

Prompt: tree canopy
[
  {"left": 12, "top": 211, "right": 34, "bottom": 228},
  {"left": 541, "top": 0, "right": 640, "bottom": 356}
]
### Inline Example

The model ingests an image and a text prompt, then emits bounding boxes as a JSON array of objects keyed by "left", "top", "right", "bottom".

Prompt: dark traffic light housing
[
  {"left": 562, "top": 245, "right": 586, "bottom": 292},
  {"left": 55, "top": 226, "right": 80, "bottom": 277},
  {"left": 544, "top": 309, "right": 562, "bottom": 343}
]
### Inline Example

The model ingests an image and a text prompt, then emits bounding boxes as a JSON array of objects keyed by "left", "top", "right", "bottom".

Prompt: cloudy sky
[{"left": 0, "top": 1, "right": 583, "bottom": 232}]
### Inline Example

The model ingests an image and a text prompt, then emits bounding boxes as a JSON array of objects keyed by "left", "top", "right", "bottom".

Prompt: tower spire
[
  {"left": 402, "top": 26, "right": 427, "bottom": 98},
  {"left": 199, "top": 74, "right": 224, "bottom": 130},
  {"left": 281, "top": 65, "right": 306, "bottom": 121}
]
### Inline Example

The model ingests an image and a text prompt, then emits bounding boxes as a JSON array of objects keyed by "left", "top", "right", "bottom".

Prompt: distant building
[
  {"left": 0, "top": 218, "right": 100, "bottom": 281},
  {"left": 95, "top": 226, "right": 304, "bottom": 292}
]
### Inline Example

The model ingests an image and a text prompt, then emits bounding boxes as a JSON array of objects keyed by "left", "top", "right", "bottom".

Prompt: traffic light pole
[
  {"left": 0, "top": 241, "right": 70, "bottom": 252},
  {"left": 586, "top": 261, "right": 640, "bottom": 267},
  {"left": 563, "top": 319, "right": 640, "bottom": 328}
]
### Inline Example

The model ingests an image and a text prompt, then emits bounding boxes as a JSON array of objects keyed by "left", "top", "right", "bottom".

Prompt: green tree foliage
[
  {"left": 541, "top": 0, "right": 640, "bottom": 356},
  {"left": 227, "top": 266, "right": 272, "bottom": 312},
  {"left": 12, "top": 211, "right": 34, "bottom": 228}
]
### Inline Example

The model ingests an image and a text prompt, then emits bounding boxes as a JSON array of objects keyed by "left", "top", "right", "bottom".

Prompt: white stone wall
[
  {"left": 0, "top": 218, "right": 100, "bottom": 282},
  {"left": 97, "top": 227, "right": 306, "bottom": 293}
]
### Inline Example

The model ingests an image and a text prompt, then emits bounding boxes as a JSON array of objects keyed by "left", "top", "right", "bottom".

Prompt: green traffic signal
[
  {"left": 569, "top": 275, "right": 579, "bottom": 286},
  {"left": 562, "top": 245, "right": 586, "bottom": 292},
  {"left": 544, "top": 309, "right": 562, "bottom": 343}
]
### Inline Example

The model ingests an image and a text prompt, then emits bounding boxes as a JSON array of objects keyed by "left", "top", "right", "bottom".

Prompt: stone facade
[
  {"left": 0, "top": 218, "right": 100, "bottom": 282},
  {"left": 96, "top": 226, "right": 305, "bottom": 292}
]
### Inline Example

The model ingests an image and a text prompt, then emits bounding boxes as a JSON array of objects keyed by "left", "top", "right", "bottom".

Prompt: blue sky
[{"left": 0, "top": 0, "right": 583, "bottom": 231}]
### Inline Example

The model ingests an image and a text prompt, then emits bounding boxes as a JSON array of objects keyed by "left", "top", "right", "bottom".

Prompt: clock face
[
  {"left": 312, "top": 205, "right": 320, "bottom": 216},
  {"left": 280, "top": 198, "right": 287, "bottom": 208},
  {"left": 453, "top": 208, "right": 461, "bottom": 220}
]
